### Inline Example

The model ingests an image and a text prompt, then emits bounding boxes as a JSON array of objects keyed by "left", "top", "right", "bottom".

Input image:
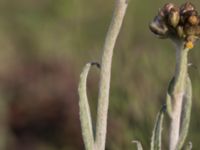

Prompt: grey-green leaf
[
  {"left": 132, "top": 140, "right": 143, "bottom": 150},
  {"left": 78, "top": 62, "right": 99, "bottom": 150},
  {"left": 151, "top": 105, "right": 166, "bottom": 150},
  {"left": 176, "top": 76, "right": 192, "bottom": 150}
]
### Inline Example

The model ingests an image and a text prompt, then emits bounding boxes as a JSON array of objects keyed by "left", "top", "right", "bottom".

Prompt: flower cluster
[{"left": 149, "top": 2, "right": 200, "bottom": 49}]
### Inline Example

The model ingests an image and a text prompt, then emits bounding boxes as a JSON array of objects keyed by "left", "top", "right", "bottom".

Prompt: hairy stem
[
  {"left": 95, "top": 0, "right": 128, "bottom": 150},
  {"left": 169, "top": 43, "right": 189, "bottom": 150}
]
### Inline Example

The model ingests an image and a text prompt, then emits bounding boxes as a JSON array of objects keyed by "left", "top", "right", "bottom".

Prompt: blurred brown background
[{"left": 0, "top": 0, "right": 200, "bottom": 150}]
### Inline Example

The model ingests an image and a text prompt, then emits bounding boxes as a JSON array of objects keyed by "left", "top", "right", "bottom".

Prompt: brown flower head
[{"left": 149, "top": 2, "right": 200, "bottom": 49}]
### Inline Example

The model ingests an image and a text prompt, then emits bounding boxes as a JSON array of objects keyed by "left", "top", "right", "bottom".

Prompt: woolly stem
[
  {"left": 95, "top": 0, "right": 128, "bottom": 150},
  {"left": 169, "top": 43, "right": 189, "bottom": 150}
]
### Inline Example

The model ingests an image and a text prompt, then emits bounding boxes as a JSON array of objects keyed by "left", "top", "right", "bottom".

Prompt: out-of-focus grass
[{"left": 0, "top": 0, "right": 200, "bottom": 150}]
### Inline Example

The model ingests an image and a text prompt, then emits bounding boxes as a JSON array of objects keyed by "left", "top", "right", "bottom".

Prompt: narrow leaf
[
  {"left": 78, "top": 62, "right": 100, "bottom": 150},
  {"left": 132, "top": 140, "right": 143, "bottom": 150},
  {"left": 150, "top": 105, "right": 166, "bottom": 150}
]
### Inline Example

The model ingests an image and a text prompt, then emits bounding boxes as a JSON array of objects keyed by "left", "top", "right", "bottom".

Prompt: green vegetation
[{"left": 0, "top": 0, "right": 200, "bottom": 150}]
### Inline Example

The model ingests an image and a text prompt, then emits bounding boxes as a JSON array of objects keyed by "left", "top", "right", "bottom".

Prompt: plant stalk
[
  {"left": 95, "top": 0, "right": 128, "bottom": 150},
  {"left": 169, "top": 43, "right": 189, "bottom": 150}
]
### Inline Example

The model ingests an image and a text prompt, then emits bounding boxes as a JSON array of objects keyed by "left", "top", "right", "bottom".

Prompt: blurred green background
[{"left": 0, "top": 0, "right": 200, "bottom": 150}]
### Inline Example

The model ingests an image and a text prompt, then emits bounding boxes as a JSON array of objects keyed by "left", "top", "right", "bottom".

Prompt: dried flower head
[{"left": 149, "top": 2, "right": 200, "bottom": 49}]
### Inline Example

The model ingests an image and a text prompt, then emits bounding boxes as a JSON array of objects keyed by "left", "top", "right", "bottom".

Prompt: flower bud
[
  {"left": 180, "top": 2, "right": 195, "bottom": 15},
  {"left": 163, "top": 3, "right": 175, "bottom": 14},
  {"left": 149, "top": 18, "right": 168, "bottom": 38},
  {"left": 150, "top": 1, "right": 200, "bottom": 45},
  {"left": 168, "top": 8, "right": 180, "bottom": 27},
  {"left": 188, "top": 15, "right": 199, "bottom": 25},
  {"left": 179, "top": 10, "right": 197, "bottom": 25}
]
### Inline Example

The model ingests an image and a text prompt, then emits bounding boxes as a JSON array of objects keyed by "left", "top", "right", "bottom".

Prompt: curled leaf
[{"left": 78, "top": 62, "right": 100, "bottom": 150}]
